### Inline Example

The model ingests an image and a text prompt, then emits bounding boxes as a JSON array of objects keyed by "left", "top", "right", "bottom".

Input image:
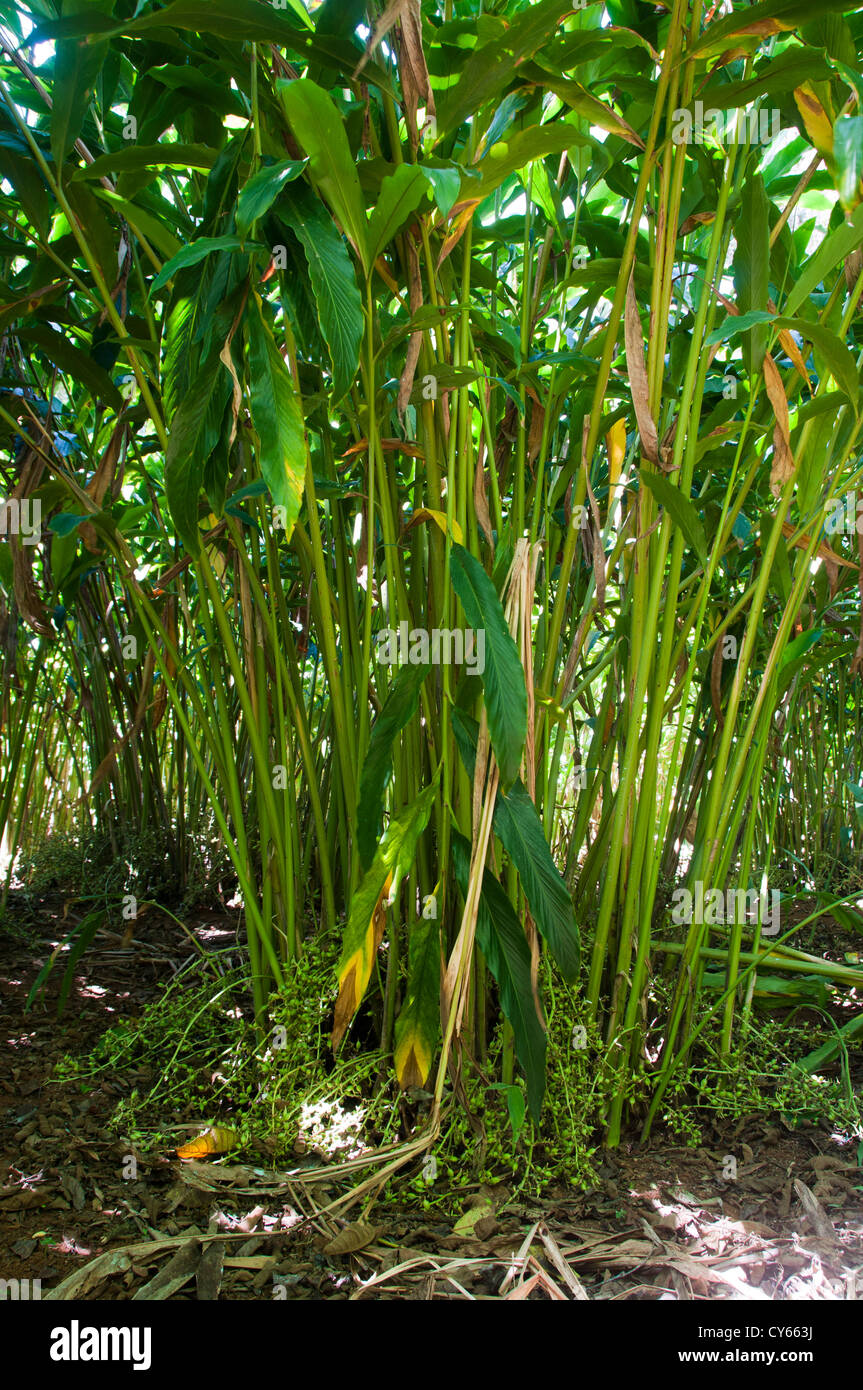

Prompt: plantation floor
[{"left": 2, "top": 900, "right": 862, "bottom": 1301}]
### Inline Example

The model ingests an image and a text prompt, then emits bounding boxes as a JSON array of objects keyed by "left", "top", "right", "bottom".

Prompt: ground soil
[{"left": 2, "top": 895, "right": 862, "bottom": 1301}]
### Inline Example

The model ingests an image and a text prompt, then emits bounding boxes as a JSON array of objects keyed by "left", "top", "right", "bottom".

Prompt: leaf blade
[
  {"left": 449, "top": 544, "right": 526, "bottom": 791},
  {"left": 248, "top": 298, "right": 306, "bottom": 539}
]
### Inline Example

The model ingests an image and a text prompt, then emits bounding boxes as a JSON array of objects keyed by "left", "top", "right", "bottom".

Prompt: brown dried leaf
[
  {"left": 678, "top": 211, "right": 715, "bottom": 238},
  {"left": 323, "top": 1221, "right": 380, "bottom": 1256},
  {"left": 398, "top": 241, "right": 423, "bottom": 418},
  {"left": 437, "top": 200, "right": 479, "bottom": 269},
  {"left": 527, "top": 398, "right": 545, "bottom": 468},
  {"left": 354, "top": 0, "right": 435, "bottom": 145},
  {"left": 11, "top": 540, "right": 53, "bottom": 635},
  {"left": 793, "top": 1178, "right": 837, "bottom": 1245},
  {"left": 474, "top": 448, "right": 493, "bottom": 547},
  {"left": 132, "top": 1239, "right": 202, "bottom": 1300},
  {"left": 220, "top": 338, "right": 243, "bottom": 448},
  {"left": 763, "top": 352, "right": 794, "bottom": 497},
  {"left": 583, "top": 463, "right": 605, "bottom": 612},
  {"left": 86, "top": 416, "right": 126, "bottom": 508},
  {"left": 624, "top": 271, "right": 659, "bottom": 464},
  {"left": 196, "top": 1239, "right": 225, "bottom": 1300}
]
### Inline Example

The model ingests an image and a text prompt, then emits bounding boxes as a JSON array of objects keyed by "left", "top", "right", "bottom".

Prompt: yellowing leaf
[
  {"left": 776, "top": 328, "right": 812, "bottom": 390},
  {"left": 794, "top": 85, "right": 833, "bottom": 160},
  {"left": 763, "top": 353, "right": 794, "bottom": 498},
  {"left": 405, "top": 508, "right": 464, "bottom": 545},
  {"left": 394, "top": 913, "right": 440, "bottom": 1091},
  {"left": 731, "top": 18, "right": 796, "bottom": 37},
  {"left": 176, "top": 1126, "right": 238, "bottom": 1159},
  {"left": 606, "top": 418, "right": 626, "bottom": 494},
  {"left": 332, "top": 781, "right": 438, "bottom": 1053},
  {"left": 332, "top": 872, "right": 392, "bottom": 1051},
  {"left": 394, "top": 1028, "right": 433, "bottom": 1090},
  {"left": 453, "top": 1202, "right": 494, "bottom": 1236},
  {"left": 437, "top": 200, "right": 480, "bottom": 269}
]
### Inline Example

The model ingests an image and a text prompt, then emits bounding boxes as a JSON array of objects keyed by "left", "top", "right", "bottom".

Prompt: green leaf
[
  {"left": 471, "top": 122, "right": 593, "bottom": 200},
  {"left": 121, "top": 2, "right": 391, "bottom": 91},
  {"left": 1, "top": 147, "right": 51, "bottom": 235},
  {"left": 236, "top": 159, "right": 307, "bottom": 238},
  {"left": 833, "top": 116, "right": 863, "bottom": 212},
  {"left": 453, "top": 830, "right": 546, "bottom": 1119},
  {"left": 49, "top": 513, "right": 90, "bottom": 537},
  {"left": 366, "top": 165, "right": 432, "bottom": 268},
  {"left": 420, "top": 163, "right": 462, "bottom": 218},
  {"left": 161, "top": 274, "right": 248, "bottom": 428},
  {"left": 775, "top": 316, "right": 860, "bottom": 410},
  {"left": 495, "top": 1084, "right": 526, "bottom": 1142},
  {"left": 165, "top": 354, "right": 225, "bottom": 554},
  {"left": 779, "top": 625, "right": 823, "bottom": 672},
  {"left": 57, "top": 909, "right": 105, "bottom": 1018},
  {"left": 519, "top": 70, "right": 643, "bottom": 149},
  {"left": 247, "top": 297, "right": 306, "bottom": 539},
  {"left": 279, "top": 79, "right": 369, "bottom": 273},
  {"left": 799, "top": 1011, "right": 863, "bottom": 1074},
  {"left": 281, "top": 185, "right": 364, "bottom": 405},
  {"left": 449, "top": 544, "right": 526, "bottom": 791},
  {"left": 826, "top": 901, "right": 863, "bottom": 939},
  {"left": 705, "top": 309, "right": 776, "bottom": 346},
  {"left": 702, "top": 971, "right": 830, "bottom": 1007},
  {"left": 146, "top": 62, "right": 248, "bottom": 113},
  {"left": 73, "top": 143, "right": 219, "bottom": 181},
  {"left": 692, "top": 0, "right": 860, "bottom": 53},
  {"left": 452, "top": 711, "right": 581, "bottom": 984},
  {"left": 17, "top": 326, "right": 124, "bottom": 411},
  {"left": 699, "top": 50, "right": 831, "bottom": 109},
  {"left": 51, "top": 1, "right": 108, "bottom": 167},
  {"left": 394, "top": 916, "right": 441, "bottom": 1091},
  {"left": 357, "top": 662, "right": 430, "bottom": 871},
  {"left": 733, "top": 173, "right": 770, "bottom": 375},
  {"left": 150, "top": 236, "right": 261, "bottom": 295},
  {"left": 344, "top": 780, "right": 439, "bottom": 974},
  {"left": 335, "top": 777, "right": 439, "bottom": 1045},
  {"left": 25, "top": 909, "right": 105, "bottom": 1018},
  {"left": 161, "top": 281, "right": 206, "bottom": 425},
  {"left": 784, "top": 202, "right": 863, "bottom": 318},
  {"left": 437, "top": 0, "right": 574, "bottom": 136},
  {"left": 639, "top": 471, "right": 708, "bottom": 565},
  {"left": 495, "top": 779, "right": 581, "bottom": 985},
  {"left": 847, "top": 780, "right": 863, "bottom": 830},
  {"left": 92, "top": 189, "right": 182, "bottom": 261}
]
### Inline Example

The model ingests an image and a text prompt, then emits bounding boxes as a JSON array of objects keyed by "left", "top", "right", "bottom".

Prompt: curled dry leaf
[
  {"left": 437, "top": 200, "right": 480, "bottom": 268},
  {"left": 80, "top": 414, "right": 126, "bottom": 552},
  {"left": 11, "top": 538, "right": 53, "bottom": 635},
  {"left": 323, "top": 1221, "right": 380, "bottom": 1256},
  {"left": 397, "top": 238, "right": 424, "bottom": 419},
  {"left": 763, "top": 352, "right": 794, "bottom": 497},
  {"left": 354, "top": 0, "right": 435, "bottom": 145},
  {"left": 624, "top": 272, "right": 662, "bottom": 466}
]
